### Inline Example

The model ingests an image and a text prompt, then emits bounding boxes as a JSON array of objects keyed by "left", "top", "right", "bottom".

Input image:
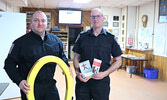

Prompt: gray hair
[{"left": 91, "top": 8, "right": 104, "bottom": 16}]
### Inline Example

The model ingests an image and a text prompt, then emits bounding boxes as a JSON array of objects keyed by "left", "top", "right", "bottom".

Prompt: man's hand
[
  {"left": 92, "top": 56, "right": 122, "bottom": 80},
  {"left": 19, "top": 80, "right": 30, "bottom": 94},
  {"left": 69, "top": 67, "right": 73, "bottom": 77},
  {"left": 92, "top": 72, "right": 106, "bottom": 80},
  {"left": 76, "top": 71, "right": 89, "bottom": 82},
  {"left": 62, "top": 67, "right": 73, "bottom": 77}
]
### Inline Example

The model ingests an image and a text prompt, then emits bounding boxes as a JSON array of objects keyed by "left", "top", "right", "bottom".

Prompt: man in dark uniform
[
  {"left": 4, "top": 10, "right": 72, "bottom": 100},
  {"left": 73, "top": 8, "right": 122, "bottom": 100}
]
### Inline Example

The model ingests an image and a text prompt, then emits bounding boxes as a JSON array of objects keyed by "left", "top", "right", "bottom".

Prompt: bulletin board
[{"left": 138, "top": 28, "right": 153, "bottom": 49}]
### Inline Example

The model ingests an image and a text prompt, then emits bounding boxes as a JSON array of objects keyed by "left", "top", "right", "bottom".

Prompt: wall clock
[{"left": 142, "top": 15, "right": 148, "bottom": 28}]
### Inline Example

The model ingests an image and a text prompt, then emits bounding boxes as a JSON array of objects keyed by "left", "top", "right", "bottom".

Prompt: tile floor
[{"left": 5, "top": 63, "right": 167, "bottom": 100}]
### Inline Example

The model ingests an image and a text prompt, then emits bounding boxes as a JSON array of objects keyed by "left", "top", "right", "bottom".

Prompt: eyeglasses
[
  {"left": 91, "top": 15, "right": 103, "bottom": 19},
  {"left": 33, "top": 18, "right": 46, "bottom": 23}
]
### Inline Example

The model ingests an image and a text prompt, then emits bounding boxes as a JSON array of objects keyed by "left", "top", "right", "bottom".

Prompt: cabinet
[
  {"left": 50, "top": 31, "right": 69, "bottom": 58},
  {"left": 51, "top": 31, "right": 68, "bottom": 41}
]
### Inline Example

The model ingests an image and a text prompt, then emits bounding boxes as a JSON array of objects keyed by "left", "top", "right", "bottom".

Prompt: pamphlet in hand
[
  {"left": 92, "top": 58, "right": 102, "bottom": 74},
  {"left": 79, "top": 60, "right": 93, "bottom": 79}
]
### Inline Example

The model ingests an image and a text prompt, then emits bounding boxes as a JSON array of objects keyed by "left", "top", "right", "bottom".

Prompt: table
[{"left": 121, "top": 54, "right": 148, "bottom": 78}]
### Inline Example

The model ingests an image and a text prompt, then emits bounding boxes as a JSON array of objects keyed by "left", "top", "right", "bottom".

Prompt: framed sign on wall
[
  {"left": 26, "top": 11, "right": 34, "bottom": 19},
  {"left": 159, "top": 0, "right": 167, "bottom": 23},
  {"left": 44, "top": 12, "right": 51, "bottom": 20}
]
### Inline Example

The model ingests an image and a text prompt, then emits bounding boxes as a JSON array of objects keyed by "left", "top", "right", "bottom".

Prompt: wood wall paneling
[
  {"left": 22, "top": 7, "right": 91, "bottom": 31},
  {"left": 152, "top": 55, "right": 167, "bottom": 81}
]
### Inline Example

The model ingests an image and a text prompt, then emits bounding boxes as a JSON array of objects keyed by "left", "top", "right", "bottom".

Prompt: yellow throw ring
[{"left": 26, "top": 55, "right": 73, "bottom": 100}]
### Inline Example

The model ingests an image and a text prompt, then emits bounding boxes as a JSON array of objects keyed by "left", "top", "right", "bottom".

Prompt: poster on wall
[
  {"left": 138, "top": 28, "right": 153, "bottom": 49},
  {"left": 153, "top": 34, "right": 165, "bottom": 56},
  {"left": 26, "top": 11, "right": 34, "bottom": 19},
  {"left": 159, "top": 0, "right": 167, "bottom": 23},
  {"left": 153, "top": 24, "right": 167, "bottom": 57},
  {"left": 44, "top": 12, "right": 51, "bottom": 20},
  {"left": 46, "top": 22, "right": 51, "bottom": 30},
  {"left": 113, "top": 16, "right": 119, "bottom": 21},
  {"left": 113, "top": 29, "right": 119, "bottom": 36},
  {"left": 113, "top": 22, "right": 119, "bottom": 27}
]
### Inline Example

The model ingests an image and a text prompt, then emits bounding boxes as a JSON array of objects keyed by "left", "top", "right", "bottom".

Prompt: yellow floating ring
[{"left": 26, "top": 55, "right": 73, "bottom": 100}]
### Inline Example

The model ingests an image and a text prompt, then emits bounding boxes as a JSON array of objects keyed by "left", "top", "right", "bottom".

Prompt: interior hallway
[{"left": 6, "top": 62, "right": 167, "bottom": 100}]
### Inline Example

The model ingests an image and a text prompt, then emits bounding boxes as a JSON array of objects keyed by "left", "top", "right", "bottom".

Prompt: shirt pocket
[
  {"left": 97, "top": 44, "right": 111, "bottom": 60},
  {"left": 80, "top": 43, "right": 92, "bottom": 55},
  {"left": 99, "top": 44, "right": 110, "bottom": 53}
]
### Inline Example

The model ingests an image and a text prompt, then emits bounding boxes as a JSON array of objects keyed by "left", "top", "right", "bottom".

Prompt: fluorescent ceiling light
[{"left": 74, "top": 0, "right": 91, "bottom": 3}]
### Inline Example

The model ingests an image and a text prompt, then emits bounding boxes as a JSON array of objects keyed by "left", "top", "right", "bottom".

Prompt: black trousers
[
  {"left": 21, "top": 80, "right": 60, "bottom": 100},
  {"left": 75, "top": 76, "right": 110, "bottom": 100}
]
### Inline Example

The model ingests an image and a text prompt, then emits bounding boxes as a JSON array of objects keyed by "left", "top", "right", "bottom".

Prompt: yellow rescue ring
[{"left": 26, "top": 55, "right": 73, "bottom": 100}]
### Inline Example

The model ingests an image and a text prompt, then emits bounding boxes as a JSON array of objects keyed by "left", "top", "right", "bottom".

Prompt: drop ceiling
[{"left": 6, "top": 0, "right": 155, "bottom": 10}]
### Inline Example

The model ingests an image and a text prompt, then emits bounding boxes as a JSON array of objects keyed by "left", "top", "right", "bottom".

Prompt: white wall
[
  {"left": 100, "top": 6, "right": 137, "bottom": 50},
  {"left": 153, "top": 0, "right": 167, "bottom": 57},
  {"left": 120, "top": 7, "right": 127, "bottom": 50},
  {"left": 135, "top": 0, "right": 167, "bottom": 57},
  {"left": 126, "top": 6, "right": 137, "bottom": 47},
  {"left": 139, "top": 2, "right": 155, "bottom": 29},
  {"left": 120, "top": 6, "right": 137, "bottom": 50},
  {"left": 0, "top": 12, "right": 26, "bottom": 99},
  {"left": 0, "top": 0, "right": 20, "bottom": 12},
  {"left": 100, "top": 7, "right": 122, "bottom": 48},
  {"left": 137, "top": 1, "right": 155, "bottom": 49},
  {"left": 101, "top": 7, "right": 121, "bottom": 30}
]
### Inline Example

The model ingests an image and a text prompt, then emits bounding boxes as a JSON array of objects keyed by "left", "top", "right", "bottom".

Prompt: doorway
[{"left": 68, "top": 27, "right": 83, "bottom": 60}]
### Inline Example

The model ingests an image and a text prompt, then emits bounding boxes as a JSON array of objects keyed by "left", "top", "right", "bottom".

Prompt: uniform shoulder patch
[
  {"left": 8, "top": 43, "right": 14, "bottom": 54},
  {"left": 80, "top": 31, "right": 85, "bottom": 34},
  {"left": 80, "top": 30, "right": 90, "bottom": 36},
  {"left": 107, "top": 31, "right": 112, "bottom": 34},
  {"left": 80, "top": 30, "right": 88, "bottom": 34}
]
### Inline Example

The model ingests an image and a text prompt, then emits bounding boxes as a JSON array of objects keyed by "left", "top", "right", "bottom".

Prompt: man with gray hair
[{"left": 73, "top": 8, "right": 122, "bottom": 100}]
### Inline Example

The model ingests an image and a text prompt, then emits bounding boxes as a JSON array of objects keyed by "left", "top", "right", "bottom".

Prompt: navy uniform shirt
[
  {"left": 73, "top": 28, "right": 122, "bottom": 72},
  {"left": 4, "top": 31, "right": 69, "bottom": 86}
]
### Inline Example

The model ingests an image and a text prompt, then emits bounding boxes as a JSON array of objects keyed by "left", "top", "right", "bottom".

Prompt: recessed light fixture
[{"left": 74, "top": 0, "right": 91, "bottom": 3}]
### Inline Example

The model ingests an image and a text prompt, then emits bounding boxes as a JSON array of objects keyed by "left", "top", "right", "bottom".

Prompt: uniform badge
[{"left": 114, "top": 36, "right": 118, "bottom": 43}]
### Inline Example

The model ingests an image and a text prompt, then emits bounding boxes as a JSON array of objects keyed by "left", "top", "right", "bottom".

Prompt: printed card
[
  {"left": 92, "top": 58, "right": 102, "bottom": 74},
  {"left": 79, "top": 60, "right": 93, "bottom": 79}
]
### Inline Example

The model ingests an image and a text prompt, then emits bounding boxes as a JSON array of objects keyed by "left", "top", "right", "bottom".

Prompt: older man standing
[{"left": 73, "top": 8, "right": 122, "bottom": 100}]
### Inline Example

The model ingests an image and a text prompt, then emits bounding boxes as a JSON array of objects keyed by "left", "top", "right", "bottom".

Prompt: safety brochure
[
  {"left": 92, "top": 58, "right": 102, "bottom": 74},
  {"left": 79, "top": 60, "right": 93, "bottom": 79}
]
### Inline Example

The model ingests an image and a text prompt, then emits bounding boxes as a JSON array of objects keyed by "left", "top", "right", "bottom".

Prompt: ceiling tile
[{"left": 24, "top": 0, "right": 156, "bottom": 10}]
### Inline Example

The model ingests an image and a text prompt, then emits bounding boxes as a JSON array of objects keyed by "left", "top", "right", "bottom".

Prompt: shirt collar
[
  {"left": 89, "top": 28, "right": 107, "bottom": 36},
  {"left": 101, "top": 28, "right": 107, "bottom": 35},
  {"left": 30, "top": 30, "right": 48, "bottom": 41}
]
